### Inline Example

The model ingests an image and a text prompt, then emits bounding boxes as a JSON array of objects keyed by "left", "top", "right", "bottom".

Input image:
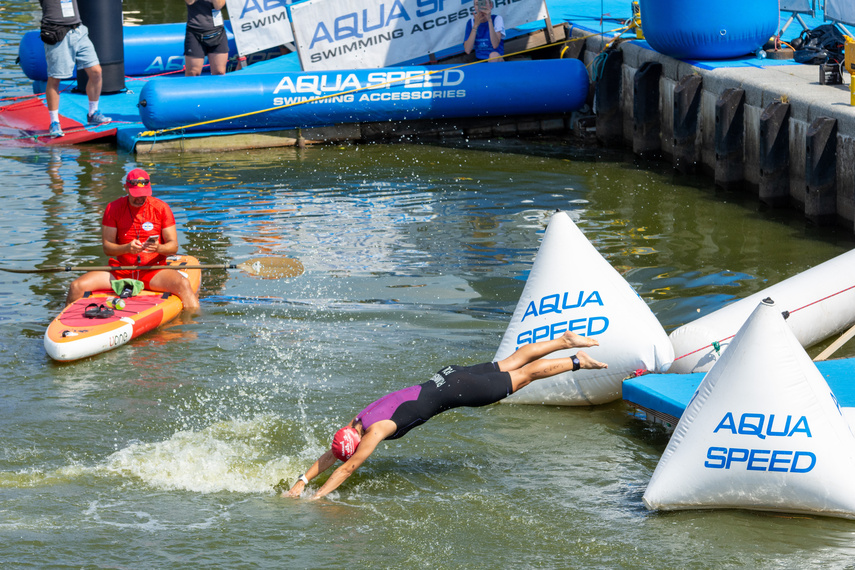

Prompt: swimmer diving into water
[{"left": 283, "top": 331, "right": 607, "bottom": 500}]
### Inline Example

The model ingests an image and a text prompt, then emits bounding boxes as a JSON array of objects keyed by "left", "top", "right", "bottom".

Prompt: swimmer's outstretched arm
[
  {"left": 308, "top": 430, "right": 386, "bottom": 500},
  {"left": 284, "top": 423, "right": 392, "bottom": 500},
  {"left": 284, "top": 450, "right": 337, "bottom": 498}
]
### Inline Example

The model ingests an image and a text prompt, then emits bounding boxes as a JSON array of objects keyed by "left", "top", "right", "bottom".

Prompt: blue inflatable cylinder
[
  {"left": 138, "top": 59, "right": 590, "bottom": 132},
  {"left": 17, "top": 22, "right": 237, "bottom": 82},
  {"left": 639, "top": 0, "right": 778, "bottom": 59}
]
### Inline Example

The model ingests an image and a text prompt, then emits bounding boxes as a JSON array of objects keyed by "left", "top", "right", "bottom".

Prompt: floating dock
[
  {"left": 623, "top": 358, "right": 855, "bottom": 430},
  {"left": 5, "top": 3, "right": 855, "bottom": 236},
  {"left": 1, "top": 21, "right": 574, "bottom": 152}
]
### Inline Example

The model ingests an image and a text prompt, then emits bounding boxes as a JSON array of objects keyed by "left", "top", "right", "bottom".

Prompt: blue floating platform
[
  {"left": 2, "top": 0, "right": 829, "bottom": 150},
  {"left": 624, "top": 358, "right": 855, "bottom": 427}
]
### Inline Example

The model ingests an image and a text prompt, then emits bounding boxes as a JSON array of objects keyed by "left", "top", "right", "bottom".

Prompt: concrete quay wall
[{"left": 583, "top": 31, "right": 855, "bottom": 232}]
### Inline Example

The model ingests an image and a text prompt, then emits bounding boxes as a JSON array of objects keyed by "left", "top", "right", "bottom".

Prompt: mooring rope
[{"left": 672, "top": 283, "right": 855, "bottom": 362}]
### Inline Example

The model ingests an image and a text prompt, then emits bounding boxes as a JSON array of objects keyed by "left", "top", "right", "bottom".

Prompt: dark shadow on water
[{"left": 435, "top": 136, "right": 855, "bottom": 251}]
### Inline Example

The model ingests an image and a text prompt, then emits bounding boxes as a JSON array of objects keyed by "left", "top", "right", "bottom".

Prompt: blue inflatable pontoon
[{"left": 138, "top": 59, "right": 591, "bottom": 133}]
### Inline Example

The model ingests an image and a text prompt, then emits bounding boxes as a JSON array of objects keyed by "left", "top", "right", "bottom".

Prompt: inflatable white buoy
[
  {"left": 669, "top": 248, "right": 855, "bottom": 374},
  {"left": 644, "top": 299, "right": 855, "bottom": 519},
  {"left": 496, "top": 211, "right": 674, "bottom": 405}
]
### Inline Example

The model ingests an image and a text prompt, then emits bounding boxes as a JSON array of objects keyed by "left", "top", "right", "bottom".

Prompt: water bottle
[
  {"left": 105, "top": 297, "right": 125, "bottom": 310},
  {"left": 756, "top": 48, "right": 767, "bottom": 60}
]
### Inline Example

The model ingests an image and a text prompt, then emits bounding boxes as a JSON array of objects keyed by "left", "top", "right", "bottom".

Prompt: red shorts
[{"left": 109, "top": 267, "right": 164, "bottom": 289}]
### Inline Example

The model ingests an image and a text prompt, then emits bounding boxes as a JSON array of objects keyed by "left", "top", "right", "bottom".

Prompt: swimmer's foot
[
  {"left": 562, "top": 331, "right": 599, "bottom": 349},
  {"left": 575, "top": 350, "right": 608, "bottom": 370}
]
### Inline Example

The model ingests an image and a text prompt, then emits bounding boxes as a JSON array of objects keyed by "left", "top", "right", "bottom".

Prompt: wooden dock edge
[{"left": 133, "top": 112, "right": 579, "bottom": 155}]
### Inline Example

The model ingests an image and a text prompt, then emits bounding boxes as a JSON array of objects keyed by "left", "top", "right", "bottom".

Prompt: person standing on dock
[
  {"left": 38, "top": 0, "right": 111, "bottom": 138},
  {"left": 65, "top": 168, "right": 200, "bottom": 310},
  {"left": 184, "top": 0, "right": 229, "bottom": 76},
  {"left": 283, "top": 331, "right": 607, "bottom": 500},
  {"left": 463, "top": 0, "right": 506, "bottom": 62}
]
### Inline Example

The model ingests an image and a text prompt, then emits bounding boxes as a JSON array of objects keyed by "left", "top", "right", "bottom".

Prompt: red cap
[
  {"left": 125, "top": 168, "right": 152, "bottom": 197},
  {"left": 331, "top": 426, "right": 361, "bottom": 461}
]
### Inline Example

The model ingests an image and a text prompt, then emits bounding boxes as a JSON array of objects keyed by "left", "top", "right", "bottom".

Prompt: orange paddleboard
[{"left": 44, "top": 255, "right": 201, "bottom": 361}]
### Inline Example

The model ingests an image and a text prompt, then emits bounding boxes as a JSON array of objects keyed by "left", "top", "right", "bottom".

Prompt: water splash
[{"left": 98, "top": 415, "right": 298, "bottom": 493}]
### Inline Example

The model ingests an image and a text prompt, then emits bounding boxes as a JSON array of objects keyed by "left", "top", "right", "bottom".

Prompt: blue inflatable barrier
[
  {"left": 138, "top": 59, "right": 590, "bottom": 133},
  {"left": 17, "top": 23, "right": 237, "bottom": 81},
  {"left": 639, "top": 0, "right": 778, "bottom": 59}
]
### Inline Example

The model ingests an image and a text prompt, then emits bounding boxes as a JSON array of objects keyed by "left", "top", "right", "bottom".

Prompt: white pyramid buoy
[
  {"left": 644, "top": 298, "right": 855, "bottom": 519},
  {"left": 497, "top": 211, "right": 674, "bottom": 405}
]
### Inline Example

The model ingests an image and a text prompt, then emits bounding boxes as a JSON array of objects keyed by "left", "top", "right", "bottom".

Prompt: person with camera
[
  {"left": 65, "top": 168, "right": 199, "bottom": 310},
  {"left": 38, "top": 0, "right": 111, "bottom": 138},
  {"left": 184, "top": 0, "right": 229, "bottom": 76},
  {"left": 463, "top": 0, "right": 506, "bottom": 62},
  {"left": 283, "top": 331, "right": 607, "bottom": 500}
]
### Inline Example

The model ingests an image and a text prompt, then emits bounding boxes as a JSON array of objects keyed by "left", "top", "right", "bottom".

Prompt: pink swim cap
[{"left": 331, "top": 426, "right": 361, "bottom": 461}]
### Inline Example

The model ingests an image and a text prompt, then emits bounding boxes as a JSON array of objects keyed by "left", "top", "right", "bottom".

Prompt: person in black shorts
[
  {"left": 184, "top": 0, "right": 229, "bottom": 76},
  {"left": 284, "top": 331, "right": 607, "bottom": 500}
]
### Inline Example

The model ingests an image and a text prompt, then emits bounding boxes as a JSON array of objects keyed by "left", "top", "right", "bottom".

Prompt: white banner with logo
[
  {"left": 225, "top": 0, "right": 296, "bottom": 56},
  {"left": 289, "top": 0, "right": 549, "bottom": 71}
]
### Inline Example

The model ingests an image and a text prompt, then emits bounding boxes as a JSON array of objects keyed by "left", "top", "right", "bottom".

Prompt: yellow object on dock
[
  {"left": 632, "top": 1, "right": 643, "bottom": 39},
  {"left": 847, "top": 36, "right": 855, "bottom": 106}
]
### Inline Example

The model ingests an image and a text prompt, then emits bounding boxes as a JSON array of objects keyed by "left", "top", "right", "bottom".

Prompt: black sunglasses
[{"left": 127, "top": 178, "right": 150, "bottom": 187}]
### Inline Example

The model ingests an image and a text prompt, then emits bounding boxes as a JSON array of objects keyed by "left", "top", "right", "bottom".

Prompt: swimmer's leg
[
  {"left": 496, "top": 331, "right": 599, "bottom": 373},
  {"left": 508, "top": 351, "right": 607, "bottom": 393}
]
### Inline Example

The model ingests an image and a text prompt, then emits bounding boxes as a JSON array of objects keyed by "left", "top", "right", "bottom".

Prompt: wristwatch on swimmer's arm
[{"left": 297, "top": 474, "right": 309, "bottom": 485}]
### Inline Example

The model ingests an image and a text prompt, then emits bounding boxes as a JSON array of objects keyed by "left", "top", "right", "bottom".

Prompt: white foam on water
[
  {"left": 0, "top": 415, "right": 328, "bottom": 502},
  {"left": 81, "top": 499, "right": 227, "bottom": 531},
  {"left": 95, "top": 414, "right": 306, "bottom": 494}
]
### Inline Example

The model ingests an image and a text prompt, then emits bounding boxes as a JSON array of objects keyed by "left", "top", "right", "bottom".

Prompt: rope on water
[{"left": 672, "top": 283, "right": 855, "bottom": 362}]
